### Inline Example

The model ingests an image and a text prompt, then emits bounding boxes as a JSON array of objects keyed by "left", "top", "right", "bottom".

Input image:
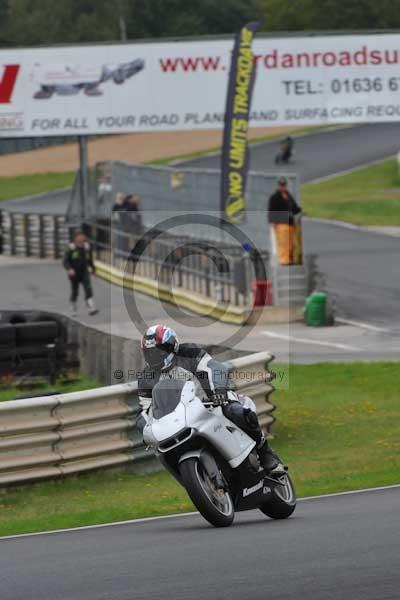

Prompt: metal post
[
  {"left": 242, "top": 250, "right": 252, "bottom": 308},
  {"left": 117, "top": 0, "right": 127, "bottom": 41},
  {"left": 78, "top": 136, "right": 89, "bottom": 224}
]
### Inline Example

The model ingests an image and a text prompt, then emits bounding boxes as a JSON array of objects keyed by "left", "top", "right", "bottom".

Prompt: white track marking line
[
  {"left": 1, "top": 484, "right": 399, "bottom": 541},
  {"left": 335, "top": 317, "right": 392, "bottom": 334},
  {"left": 304, "top": 215, "right": 400, "bottom": 238},
  {"left": 304, "top": 216, "right": 368, "bottom": 232},
  {"left": 261, "top": 330, "right": 361, "bottom": 351},
  {"left": 0, "top": 512, "right": 198, "bottom": 541},
  {"left": 297, "top": 483, "right": 400, "bottom": 502}
]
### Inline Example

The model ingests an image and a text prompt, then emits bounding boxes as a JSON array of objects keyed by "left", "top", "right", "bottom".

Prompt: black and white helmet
[{"left": 141, "top": 324, "right": 179, "bottom": 371}]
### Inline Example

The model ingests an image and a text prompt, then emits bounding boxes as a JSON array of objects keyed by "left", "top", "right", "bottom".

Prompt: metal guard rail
[
  {"left": 0, "top": 352, "right": 275, "bottom": 486},
  {"left": 83, "top": 219, "right": 269, "bottom": 310}
]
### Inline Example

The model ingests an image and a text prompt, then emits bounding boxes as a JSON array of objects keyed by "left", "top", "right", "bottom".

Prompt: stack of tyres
[
  {"left": 14, "top": 321, "right": 59, "bottom": 382},
  {"left": 14, "top": 214, "right": 26, "bottom": 256},
  {"left": 28, "top": 214, "right": 41, "bottom": 257},
  {"left": 43, "top": 215, "right": 57, "bottom": 258},
  {"left": 303, "top": 292, "right": 327, "bottom": 327},
  {"left": 0, "top": 312, "right": 74, "bottom": 383},
  {"left": 0, "top": 324, "right": 16, "bottom": 376}
]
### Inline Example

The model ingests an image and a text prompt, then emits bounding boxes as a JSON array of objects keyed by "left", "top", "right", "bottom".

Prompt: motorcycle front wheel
[
  {"left": 180, "top": 458, "right": 234, "bottom": 528},
  {"left": 259, "top": 473, "right": 296, "bottom": 519}
]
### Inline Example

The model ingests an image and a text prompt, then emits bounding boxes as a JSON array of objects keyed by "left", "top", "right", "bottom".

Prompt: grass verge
[
  {"left": 0, "top": 376, "right": 100, "bottom": 403},
  {"left": 0, "top": 172, "right": 74, "bottom": 203},
  {"left": 0, "top": 125, "right": 329, "bottom": 200},
  {"left": 302, "top": 158, "right": 400, "bottom": 226},
  {"left": 2, "top": 128, "right": 398, "bottom": 229},
  {"left": 0, "top": 362, "right": 398, "bottom": 537}
]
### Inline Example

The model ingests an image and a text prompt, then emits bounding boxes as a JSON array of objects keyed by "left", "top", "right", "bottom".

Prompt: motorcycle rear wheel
[
  {"left": 180, "top": 458, "right": 234, "bottom": 528},
  {"left": 259, "top": 473, "right": 296, "bottom": 519}
]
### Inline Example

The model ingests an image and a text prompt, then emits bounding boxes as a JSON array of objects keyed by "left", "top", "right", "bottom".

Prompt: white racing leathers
[{"left": 136, "top": 344, "right": 264, "bottom": 448}]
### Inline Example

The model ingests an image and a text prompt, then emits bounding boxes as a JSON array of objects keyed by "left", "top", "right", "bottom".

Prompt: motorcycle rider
[
  {"left": 136, "top": 324, "right": 282, "bottom": 473},
  {"left": 275, "top": 136, "right": 293, "bottom": 164}
]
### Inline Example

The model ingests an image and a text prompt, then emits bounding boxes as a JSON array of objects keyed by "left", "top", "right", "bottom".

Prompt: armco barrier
[{"left": 0, "top": 352, "right": 275, "bottom": 486}]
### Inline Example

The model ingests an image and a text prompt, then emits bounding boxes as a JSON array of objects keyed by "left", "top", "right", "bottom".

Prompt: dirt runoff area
[{"left": 0, "top": 126, "right": 296, "bottom": 177}]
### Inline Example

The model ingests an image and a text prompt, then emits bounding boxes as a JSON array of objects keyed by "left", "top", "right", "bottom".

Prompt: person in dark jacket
[
  {"left": 268, "top": 177, "right": 301, "bottom": 265},
  {"left": 112, "top": 193, "right": 143, "bottom": 255},
  {"left": 63, "top": 231, "right": 98, "bottom": 316},
  {"left": 136, "top": 324, "right": 284, "bottom": 473},
  {"left": 123, "top": 194, "right": 143, "bottom": 235}
]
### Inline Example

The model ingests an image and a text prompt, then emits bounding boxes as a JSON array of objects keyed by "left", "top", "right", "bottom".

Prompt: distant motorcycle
[
  {"left": 275, "top": 136, "right": 294, "bottom": 165},
  {"left": 143, "top": 378, "right": 296, "bottom": 528}
]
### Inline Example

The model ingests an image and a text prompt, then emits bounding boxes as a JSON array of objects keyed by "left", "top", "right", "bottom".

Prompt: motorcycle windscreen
[{"left": 152, "top": 379, "right": 186, "bottom": 419}]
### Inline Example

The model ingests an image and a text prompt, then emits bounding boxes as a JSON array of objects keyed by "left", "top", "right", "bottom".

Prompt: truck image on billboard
[{"left": 30, "top": 58, "right": 145, "bottom": 99}]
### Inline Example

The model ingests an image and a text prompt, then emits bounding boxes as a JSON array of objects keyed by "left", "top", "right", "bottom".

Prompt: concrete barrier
[{"left": 0, "top": 352, "right": 275, "bottom": 486}]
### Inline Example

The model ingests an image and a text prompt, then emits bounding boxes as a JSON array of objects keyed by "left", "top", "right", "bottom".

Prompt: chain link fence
[{"left": 85, "top": 219, "right": 269, "bottom": 308}]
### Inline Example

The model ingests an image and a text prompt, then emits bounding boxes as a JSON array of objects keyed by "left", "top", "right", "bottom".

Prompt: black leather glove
[{"left": 243, "top": 407, "right": 260, "bottom": 430}]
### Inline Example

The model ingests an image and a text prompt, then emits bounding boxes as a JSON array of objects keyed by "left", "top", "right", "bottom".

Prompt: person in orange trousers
[{"left": 268, "top": 177, "right": 302, "bottom": 265}]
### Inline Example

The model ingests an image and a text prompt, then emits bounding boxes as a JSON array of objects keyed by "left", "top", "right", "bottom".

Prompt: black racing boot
[
  {"left": 257, "top": 439, "right": 279, "bottom": 472},
  {"left": 242, "top": 409, "right": 285, "bottom": 473}
]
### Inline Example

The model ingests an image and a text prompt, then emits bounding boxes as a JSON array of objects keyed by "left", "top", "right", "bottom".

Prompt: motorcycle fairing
[
  {"left": 144, "top": 380, "right": 256, "bottom": 468},
  {"left": 233, "top": 463, "right": 275, "bottom": 511}
]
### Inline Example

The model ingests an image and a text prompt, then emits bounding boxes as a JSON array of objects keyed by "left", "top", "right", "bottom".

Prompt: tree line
[{"left": 0, "top": 0, "right": 399, "bottom": 48}]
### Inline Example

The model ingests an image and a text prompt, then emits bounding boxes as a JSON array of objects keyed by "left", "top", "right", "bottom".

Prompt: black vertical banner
[{"left": 220, "top": 22, "right": 259, "bottom": 224}]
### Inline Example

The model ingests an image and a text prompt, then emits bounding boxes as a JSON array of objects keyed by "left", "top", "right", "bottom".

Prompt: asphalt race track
[
  {"left": 181, "top": 123, "right": 400, "bottom": 327},
  {"left": 302, "top": 219, "right": 400, "bottom": 327},
  {"left": 1, "top": 486, "right": 399, "bottom": 600},
  {"left": 0, "top": 188, "right": 70, "bottom": 216},
  {"left": 2, "top": 124, "right": 399, "bottom": 327},
  {"left": 180, "top": 122, "right": 400, "bottom": 183},
  {"left": 2, "top": 257, "right": 400, "bottom": 362},
  {"left": 1, "top": 127, "right": 399, "bottom": 599}
]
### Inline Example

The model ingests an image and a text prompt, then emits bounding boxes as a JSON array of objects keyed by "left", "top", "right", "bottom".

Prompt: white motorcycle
[{"left": 143, "top": 378, "right": 296, "bottom": 528}]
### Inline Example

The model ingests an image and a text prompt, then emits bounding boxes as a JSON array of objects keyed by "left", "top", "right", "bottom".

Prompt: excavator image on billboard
[{"left": 31, "top": 58, "right": 145, "bottom": 99}]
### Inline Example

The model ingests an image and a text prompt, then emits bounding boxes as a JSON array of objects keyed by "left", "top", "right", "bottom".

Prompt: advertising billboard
[{"left": 2, "top": 32, "right": 400, "bottom": 136}]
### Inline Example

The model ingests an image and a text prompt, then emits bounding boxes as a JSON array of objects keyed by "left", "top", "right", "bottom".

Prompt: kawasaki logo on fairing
[{"left": 243, "top": 480, "right": 264, "bottom": 497}]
